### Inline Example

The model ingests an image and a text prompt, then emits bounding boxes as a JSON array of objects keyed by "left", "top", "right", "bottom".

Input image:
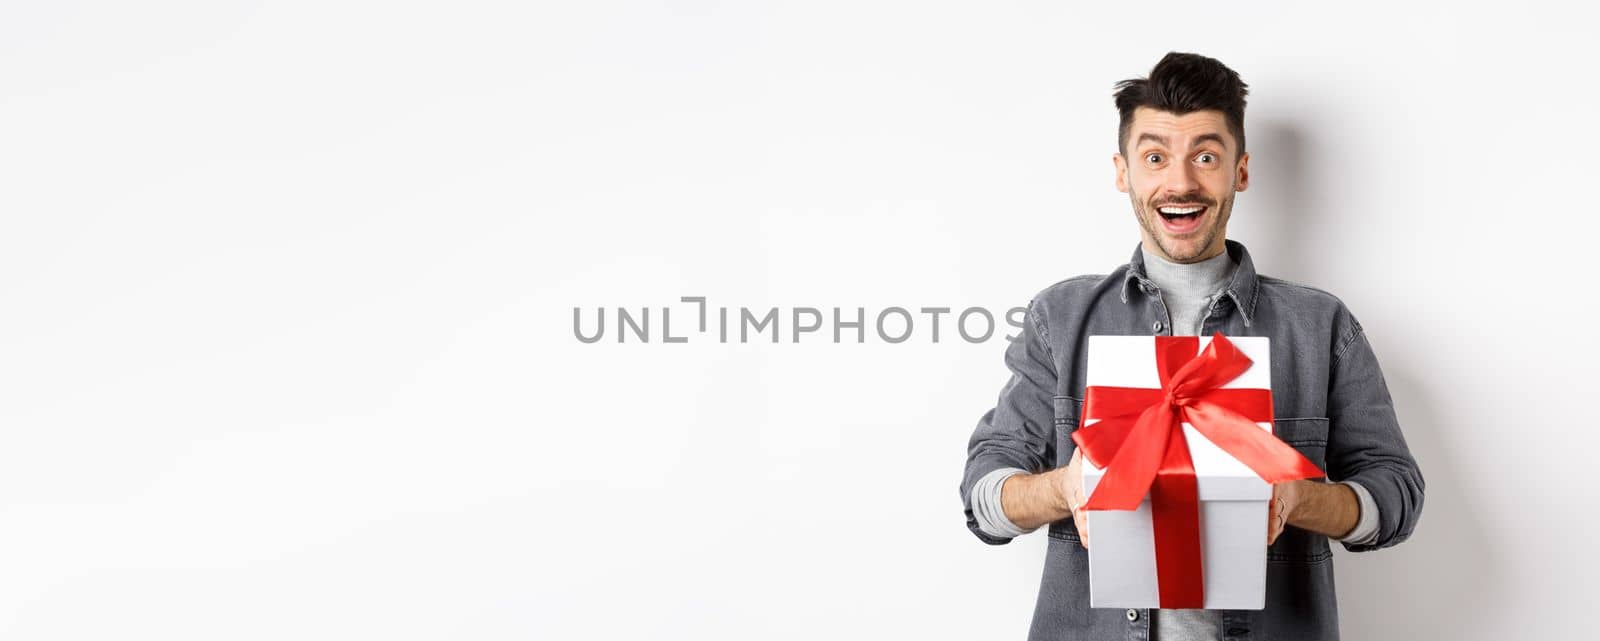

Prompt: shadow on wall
[
  {"left": 1241, "top": 119, "right": 1317, "bottom": 282},
  {"left": 1250, "top": 120, "right": 1500, "bottom": 640},
  {"left": 1334, "top": 365, "right": 1499, "bottom": 640}
]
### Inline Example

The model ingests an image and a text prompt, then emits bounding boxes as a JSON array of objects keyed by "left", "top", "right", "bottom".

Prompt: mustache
[{"left": 1151, "top": 194, "right": 1217, "bottom": 208}]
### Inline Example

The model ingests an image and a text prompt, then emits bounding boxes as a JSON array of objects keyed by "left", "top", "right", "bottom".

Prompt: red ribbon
[{"left": 1072, "top": 333, "right": 1323, "bottom": 608}]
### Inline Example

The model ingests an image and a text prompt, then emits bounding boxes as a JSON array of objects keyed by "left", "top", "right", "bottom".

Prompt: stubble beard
[{"left": 1132, "top": 187, "right": 1235, "bottom": 264}]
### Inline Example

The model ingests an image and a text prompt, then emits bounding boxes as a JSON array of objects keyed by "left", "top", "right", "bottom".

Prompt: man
[{"left": 959, "top": 52, "right": 1424, "bottom": 641}]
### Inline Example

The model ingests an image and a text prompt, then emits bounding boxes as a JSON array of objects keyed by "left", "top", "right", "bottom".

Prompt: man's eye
[
  {"left": 1145, "top": 153, "right": 1163, "bottom": 164},
  {"left": 1197, "top": 153, "right": 1216, "bottom": 163}
]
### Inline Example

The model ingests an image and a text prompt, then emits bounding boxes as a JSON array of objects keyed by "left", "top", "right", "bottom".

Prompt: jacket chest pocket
[
  {"left": 1272, "top": 417, "right": 1330, "bottom": 475},
  {"left": 1268, "top": 416, "right": 1335, "bottom": 562}
]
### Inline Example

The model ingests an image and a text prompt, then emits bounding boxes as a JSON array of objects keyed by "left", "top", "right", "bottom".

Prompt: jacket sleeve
[
  {"left": 959, "top": 297, "right": 1059, "bottom": 545},
  {"left": 1324, "top": 311, "right": 1426, "bottom": 552}
]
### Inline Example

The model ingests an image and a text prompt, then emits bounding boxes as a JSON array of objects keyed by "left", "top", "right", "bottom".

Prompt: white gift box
[{"left": 1080, "top": 335, "right": 1275, "bottom": 610}]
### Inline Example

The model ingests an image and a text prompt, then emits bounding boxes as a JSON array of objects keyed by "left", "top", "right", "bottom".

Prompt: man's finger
[
  {"left": 1268, "top": 503, "right": 1276, "bottom": 544},
  {"left": 1069, "top": 492, "right": 1088, "bottom": 549},
  {"left": 1266, "top": 497, "right": 1284, "bottom": 544}
]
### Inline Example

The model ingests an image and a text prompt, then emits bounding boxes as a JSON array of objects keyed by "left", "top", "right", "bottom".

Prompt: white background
[{"left": 1, "top": 2, "right": 1595, "bottom": 639}]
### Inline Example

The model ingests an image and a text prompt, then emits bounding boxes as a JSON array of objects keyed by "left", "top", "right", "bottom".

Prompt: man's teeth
[{"left": 1158, "top": 206, "right": 1204, "bottom": 215}]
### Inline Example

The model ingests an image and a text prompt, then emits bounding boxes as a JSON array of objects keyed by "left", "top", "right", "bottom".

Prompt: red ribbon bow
[{"left": 1071, "top": 333, "right": 1323, "bottom": 608}]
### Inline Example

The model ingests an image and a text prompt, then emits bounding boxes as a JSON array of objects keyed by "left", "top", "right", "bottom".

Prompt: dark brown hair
[{"left": 1114, "top": 52, "right": 1249, "bottom": 157}]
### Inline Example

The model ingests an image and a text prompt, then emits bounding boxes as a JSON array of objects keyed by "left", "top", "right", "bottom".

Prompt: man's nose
[{"left": 1163, "top": 159, "right": 1200, "bottom": 195}]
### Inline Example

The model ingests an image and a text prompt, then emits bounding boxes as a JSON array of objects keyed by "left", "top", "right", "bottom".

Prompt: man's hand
[
  {"left": 1269, "top": 479, "right": 1359, "bottom": 543},
  {"left": 995, "top": 448, "right": 1095, "bottom": 546},
  {"left": 1059, "top": 449, "right": 1089, "bottom": 549}
]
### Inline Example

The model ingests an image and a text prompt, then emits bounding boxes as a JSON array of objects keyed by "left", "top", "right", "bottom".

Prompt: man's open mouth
[
  {"left": 1155, "top": 204, "right": 1208, "bottom": 233},
  {"left": 1157, "top": 204, "right": 1207, "bottom": 222}
]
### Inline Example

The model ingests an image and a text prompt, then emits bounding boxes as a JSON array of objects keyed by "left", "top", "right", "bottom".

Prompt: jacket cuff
[
  {"left": 1337, "top": 480, "right": 1380, "bottom": 545},
  {"left": 1335, "top": 465, "right": 1424, "bottom": 552}
]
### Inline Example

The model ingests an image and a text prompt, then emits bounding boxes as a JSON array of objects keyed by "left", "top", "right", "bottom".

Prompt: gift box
[{"left": 1074, "top": 334, "right": 1321, "bottom": 610}]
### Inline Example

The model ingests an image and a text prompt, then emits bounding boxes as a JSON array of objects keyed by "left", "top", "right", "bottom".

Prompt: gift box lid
[{"left": 1080, "top": 335, "right": 1276, "bottom": 502}]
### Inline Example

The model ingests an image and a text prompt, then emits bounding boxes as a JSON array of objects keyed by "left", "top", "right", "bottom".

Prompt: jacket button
[
  {"left": 1125, "top": 609, "right": 1139, "bottom": 622},
  {"left": 1152, "top": 321, "right": 1164, "bottom": 333}
]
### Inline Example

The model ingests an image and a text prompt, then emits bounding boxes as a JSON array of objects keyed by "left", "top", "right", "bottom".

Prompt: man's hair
[{"left": 1114, "top": 52, "right": 1249, "bottom": 157}]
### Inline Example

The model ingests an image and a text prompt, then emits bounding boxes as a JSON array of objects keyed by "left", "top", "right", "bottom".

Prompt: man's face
[{"left": 1114, "top": 107, "right": 1250, "bottom": 264}]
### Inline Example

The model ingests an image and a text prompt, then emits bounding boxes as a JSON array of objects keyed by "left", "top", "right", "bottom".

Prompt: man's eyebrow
[
  {"left": 1135, "top": 132, "right": 1229, "bottom": 149},
  {"left": 1135, "top": 133, "right": 1168, "bottom": 147}
]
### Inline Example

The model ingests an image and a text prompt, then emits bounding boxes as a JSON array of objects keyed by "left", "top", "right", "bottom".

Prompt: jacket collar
[{"left": 1119, "top": 239, "right": 1260, "bottom": 327}]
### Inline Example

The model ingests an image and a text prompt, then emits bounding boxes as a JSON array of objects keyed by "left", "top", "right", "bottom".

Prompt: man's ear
[
  {"left": 1235, "top": 151, "right": 1250, "bottom": 192},
  {"left": 1113, "top": 153, "right": 1129, "bottom": 193}
]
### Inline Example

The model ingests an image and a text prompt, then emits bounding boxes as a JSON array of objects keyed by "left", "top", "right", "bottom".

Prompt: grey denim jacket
[{"left": 959, "top": 240, "right": 1425, "bottom": 641}]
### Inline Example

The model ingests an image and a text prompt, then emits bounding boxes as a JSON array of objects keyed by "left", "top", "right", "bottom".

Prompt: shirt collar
[{"left": 1120, "top": 239, "right": 1261, "bottom": 327}]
